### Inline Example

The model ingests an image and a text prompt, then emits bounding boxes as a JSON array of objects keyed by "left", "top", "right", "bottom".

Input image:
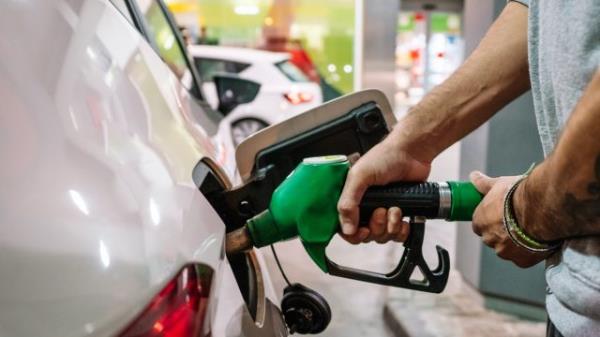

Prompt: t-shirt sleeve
[{"left": 509, "top": 0, "right": 529, "bottom": 7}]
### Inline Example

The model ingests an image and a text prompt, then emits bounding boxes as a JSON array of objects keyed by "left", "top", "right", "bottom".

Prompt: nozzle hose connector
[
  {"left": 438, "top": 182, "right": 452, "bottom": 219},
  {"left": 446, "top": 181, "right": 484, "bottom": 221}
]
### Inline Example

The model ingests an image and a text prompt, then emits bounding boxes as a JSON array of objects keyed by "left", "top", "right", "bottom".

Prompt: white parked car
[{"left": 189, "top": 46, "right": 324, "bottom": 145}]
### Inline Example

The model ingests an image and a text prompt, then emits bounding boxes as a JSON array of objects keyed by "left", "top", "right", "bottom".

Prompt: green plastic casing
[
  {"left": 246, "top": 156, "right": 350, "bottom": 272},
  {"left": 447, "top": 181, "right": 483, "bottom": 221}
]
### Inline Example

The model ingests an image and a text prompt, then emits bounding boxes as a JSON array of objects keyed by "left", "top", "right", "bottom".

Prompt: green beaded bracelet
[{"left": 502, "top": 165, "right": 562, "bottom": 253}]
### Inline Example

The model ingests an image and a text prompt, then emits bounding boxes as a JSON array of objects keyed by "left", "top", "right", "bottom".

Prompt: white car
[
  {"left": 0, "top": 0, "right": 286, "bottom": 336},
  {"left": 189, "top": 46, "right": 324, "bottom": 145},
  {"left": 0, "top": 1, "right": 398, "bottom": 336}
]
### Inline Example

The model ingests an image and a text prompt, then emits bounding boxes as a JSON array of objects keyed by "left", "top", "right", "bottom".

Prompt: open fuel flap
[
  {"left": 236, "top": 89, "right": 396, "bottom": 183},
  {"left": 203, "top": 89, "right": 396, "bottom": 234}
]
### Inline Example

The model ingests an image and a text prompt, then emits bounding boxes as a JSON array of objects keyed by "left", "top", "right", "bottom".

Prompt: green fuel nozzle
[{"left": 226, "top": 155, "right": 483, "bottom": 293}]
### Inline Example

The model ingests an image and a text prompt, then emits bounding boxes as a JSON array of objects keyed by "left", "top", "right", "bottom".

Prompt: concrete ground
[{"left": 384, "top": 270, "right": 545, "bottom": 337}]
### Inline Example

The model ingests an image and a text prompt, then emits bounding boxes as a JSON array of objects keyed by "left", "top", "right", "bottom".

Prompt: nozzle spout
[
  {"left": 225, "top": 226, "right": 254, "bottom": 255},
  {"left": 225, "top": 209, "right": 290, "bottom": 256}
]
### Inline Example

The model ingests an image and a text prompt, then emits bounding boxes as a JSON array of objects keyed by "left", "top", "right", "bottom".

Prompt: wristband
[{"left": 503, "top": 165, "right": 562, "bottom": 253}]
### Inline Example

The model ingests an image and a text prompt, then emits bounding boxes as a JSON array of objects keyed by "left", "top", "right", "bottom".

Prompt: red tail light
[
  {"left": 119, "top": 264, "right": 213, "bottom": 337},
  {"left": 284, "top": 92, "right": 314, "bottom": 105}
]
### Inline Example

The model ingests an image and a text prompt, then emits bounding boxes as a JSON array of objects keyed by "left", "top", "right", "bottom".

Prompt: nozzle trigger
[{"left": 325, "top": 216, "right": 450, "bottom": 293}]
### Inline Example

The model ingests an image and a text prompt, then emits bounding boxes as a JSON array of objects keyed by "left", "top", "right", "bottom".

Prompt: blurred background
[{"left": 166, "top": 0, "right": 545, "bottom": 336}]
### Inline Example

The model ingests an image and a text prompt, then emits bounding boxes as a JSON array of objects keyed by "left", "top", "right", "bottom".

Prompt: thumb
[{"left": 469, "top": 171, "right": 497, "bottom": 194}]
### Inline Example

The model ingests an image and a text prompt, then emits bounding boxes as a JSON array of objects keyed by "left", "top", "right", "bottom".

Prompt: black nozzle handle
[
  {"left": 327, "top": 216, "right": 450, "bottom": 293},
  {"left": 359, "top": 182, "right": 442, "bottom": 223},
  {"left": 331, "top": 183, "right": 451, "bottom": 293}
]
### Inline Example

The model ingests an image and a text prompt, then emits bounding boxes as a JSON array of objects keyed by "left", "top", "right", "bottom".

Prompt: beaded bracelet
[{"left": 502, "top": 166, "right": 562, "bottom": 253}]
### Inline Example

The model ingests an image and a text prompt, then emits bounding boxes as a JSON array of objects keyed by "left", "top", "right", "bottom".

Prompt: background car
[
  {"left": 0, "top": 0, "right": 286, "bottom": 336},
  {"left": 189, "top": 45, "right": 324, "bottom": 145}
]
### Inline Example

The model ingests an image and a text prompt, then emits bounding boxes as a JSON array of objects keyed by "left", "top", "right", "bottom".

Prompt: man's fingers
[
  {"left": 394, "top": 220, "right": 411, "bottom": 242},
  {"left": 374, "top": 232, "right": 393, "bottom": 244},
  {"left": 369, "top": 208, "right": 387, "bottom": 237},
  {"left": 387, "top": 207, "right": 402, "bottom": 234},
  {"left": 471, "top": 219, "right": 483, "bottom": 236},
  {"left": 342, "top": 207, "right": 408, "bottom": 244},
  {"left": 341, "top": 227, "right": 370, "bottom": 245},
  {"left": 469, "top": 171, "right": 499, "bottom": 194},
  {"left": 338, "top": 167, "right": 371, "bottom": 235},
  {"left": 481, "top": 232, "right": 499, "bottom": 247}
]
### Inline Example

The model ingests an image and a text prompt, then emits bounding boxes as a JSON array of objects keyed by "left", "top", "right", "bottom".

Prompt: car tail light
[
  {"left": 284, "top": 92, "right": 314, "bottom": 105},
  {"left": 118, "top": 264, "right": 214, "bottom": 337}
]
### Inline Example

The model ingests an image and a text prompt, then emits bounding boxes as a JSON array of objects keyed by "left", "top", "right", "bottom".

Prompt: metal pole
[
  {"left": 423, "top": 9, "right": 432, "bottom": 92},
  {"left": 353, "top": 0, "right": 364, "bottom": 91}
]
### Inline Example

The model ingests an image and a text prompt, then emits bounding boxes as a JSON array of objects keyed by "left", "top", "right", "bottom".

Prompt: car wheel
[{"left": 232, "top": 119, "right": 268, "bottom": 146}]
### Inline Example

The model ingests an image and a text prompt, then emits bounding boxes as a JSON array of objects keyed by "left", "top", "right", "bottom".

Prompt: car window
[
  {"left": 132, "top": 0, "right": 194, "bottom": 91},
  {"left": 108, "top": 0, "right": 134, "bottom": 24},
  {"left": 194, "top": 58, "right": 250, "bottom": 82},
  {"left": 275, "top": 60, "right": 310, "bottom": 82}
]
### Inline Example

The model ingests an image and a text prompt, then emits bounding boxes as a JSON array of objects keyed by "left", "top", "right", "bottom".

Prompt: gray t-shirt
[{"left": 512, "top": 1, "right": 600, "bottom": 335}]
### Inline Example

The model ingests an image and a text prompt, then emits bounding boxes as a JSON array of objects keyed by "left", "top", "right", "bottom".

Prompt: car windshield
[{"left": 275, "top": 60, "right": 310, "bottom": 82}]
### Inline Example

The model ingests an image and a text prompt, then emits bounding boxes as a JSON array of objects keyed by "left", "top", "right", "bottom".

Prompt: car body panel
[
  {"left": 212, "top": 251, "right": 287, "bottom": 337},
  {"left": 0, "top": 1, "right": 284, "bottom": 336}
]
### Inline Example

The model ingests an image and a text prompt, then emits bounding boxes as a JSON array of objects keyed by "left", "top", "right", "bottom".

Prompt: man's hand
[
  {"left": 470, "top": 171, "right": 550, "bottom": 268},
  {"left": 337, "top": 133, "right": 431, "bottom": 244},
  {"left": 335, "top": 1, "right": 529, "bottom": 246}
]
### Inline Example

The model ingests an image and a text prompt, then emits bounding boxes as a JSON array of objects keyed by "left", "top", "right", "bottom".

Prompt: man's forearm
[
  {"left": 393, "top": 2, "right": 530, "bottom": 162},
  {"left": 515, "top": 69, "right": 600, "bottom": 242}
]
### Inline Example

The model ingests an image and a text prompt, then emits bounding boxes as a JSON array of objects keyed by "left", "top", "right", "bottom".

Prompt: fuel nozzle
[
  {"left": 225, "top": 179, "right": 481, "bottom": 254},
  {"left": 226, "top": 155, "right": 350, "bottom": 267},
  {"left": 224, "top": 155, "right": 483, "bottom": 293}
]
